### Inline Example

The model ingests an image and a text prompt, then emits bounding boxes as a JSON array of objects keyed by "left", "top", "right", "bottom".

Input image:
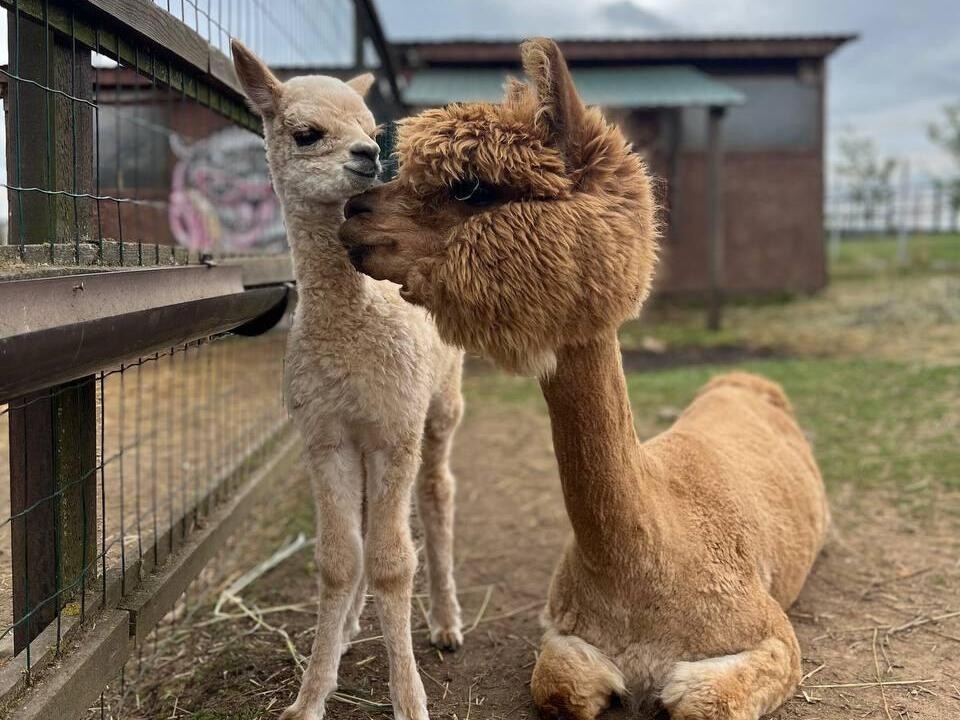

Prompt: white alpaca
[{"left": 231, "top": 41, "right": 465, "bottom": 720}]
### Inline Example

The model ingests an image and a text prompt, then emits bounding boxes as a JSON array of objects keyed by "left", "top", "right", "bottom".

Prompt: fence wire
[
  {"left": 0, "top": 332, "right": 288, "bottom": 666},
  {"left": 827, "top": 180, "right": 960, "bottom": 235}
]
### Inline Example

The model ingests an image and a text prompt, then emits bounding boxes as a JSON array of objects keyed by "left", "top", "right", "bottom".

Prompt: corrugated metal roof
[{"left": 403, "top": 65, "right": 745, "bottom": 108}]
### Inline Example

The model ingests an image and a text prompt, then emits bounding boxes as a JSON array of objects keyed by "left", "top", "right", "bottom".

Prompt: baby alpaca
[
  {"left": 231, "top": 41, "right": 465, "bottom": 720},
  {"left": 340, "top": 38, "right": 829, "bottom": 720}
]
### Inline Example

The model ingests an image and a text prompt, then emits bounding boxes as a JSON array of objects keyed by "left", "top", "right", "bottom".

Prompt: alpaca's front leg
[
  {"left": 531, "top": 630, "right": 626, "bottom": 720},
  {"left": 282, "top": 440, "right": 364, "bottom": 720},
  {"left": 660, "top": 601, "right": 801, "bottom": 720},
  {"left": 417, "top": 390, "right": 464, "bottom": 650},
  {"left": 365, "top": 444, "right": 429, "bottom": 720}
]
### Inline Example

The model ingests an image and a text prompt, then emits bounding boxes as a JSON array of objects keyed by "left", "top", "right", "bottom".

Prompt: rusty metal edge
[
  {"left": 0, "top": 426, "right": 300, "bottom": 720},
  {"left": 0, "top": 265, "right": 245, "bottom": 338},
  {"left": 220, "top": 255, "right": 295, "bottom": 287},
  {"left": 0, "top": 285, "right": 288, "bottom": 402}
]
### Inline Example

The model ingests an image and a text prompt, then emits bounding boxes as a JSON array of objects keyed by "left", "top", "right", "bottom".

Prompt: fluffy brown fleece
[
  {"left": 340, "top": 38, "right": 829, "bottom": 720},
  {"left": 344, "top": 45, "right": 656, "bottom": 375}
]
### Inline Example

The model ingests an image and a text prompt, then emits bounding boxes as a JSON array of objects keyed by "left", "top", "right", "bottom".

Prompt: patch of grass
[
  {"left": 619, "top": 272, "right": 960, "bottom": 363},
  {"left": 831, "top": 233, "right": 960, "bottom": 280},
  {"left": 463, "top": 358, "right": 960, "bottom": 492},
  {"left": 625, "top": 359, "right": 960, "bottom": 491},
  {"left": 619, "top": 308, "right": 746, "bottom": 351}
]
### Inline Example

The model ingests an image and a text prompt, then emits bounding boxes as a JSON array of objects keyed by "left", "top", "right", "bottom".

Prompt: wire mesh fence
[
  {"left": 826, "top": 179, "right": 960, "bottom": 236},
  {"left": 0, "top": 331, "right": 288, "bottom": 653},
  {"left": 0, "top": 0, "right": 396, "bottom": 716}
]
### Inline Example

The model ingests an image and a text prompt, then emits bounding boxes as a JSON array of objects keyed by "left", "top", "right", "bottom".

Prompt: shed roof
[
  {"left": 403, "top": 65, "right": 745, "bottom": 108},
  {"left": 395, "top": 35, "right": 857, "bottom": 65}
]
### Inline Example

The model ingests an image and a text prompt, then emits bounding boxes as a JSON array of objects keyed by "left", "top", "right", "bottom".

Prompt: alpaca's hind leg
[
  {"left": 341, "top": 491, "right": 368, "bottom": 654},
  {"left": 341, "top": 578, "right": 367, "bottom": 654},
  {"left": 365, "top": 444, "right": 429, "bottom": 720},
  {"left": 531, "top": 631, "right": 626, "bottom": 720},
  {"left": 282, "top": 440, "right": 364, "bottom": 720},
  {"left": 416, "top": 383, "right": 464, "bottom": 650},
  {"left": 661, "top": 604, "right": 801, "bottom": 720}
]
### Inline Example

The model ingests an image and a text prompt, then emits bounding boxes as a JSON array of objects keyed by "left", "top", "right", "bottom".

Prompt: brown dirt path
[{"left": 105, "top": 396, "right": 960, "bottom": 720}]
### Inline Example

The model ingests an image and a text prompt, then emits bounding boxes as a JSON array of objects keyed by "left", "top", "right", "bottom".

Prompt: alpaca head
[
  {"left": 339, "top": 38, "right": 658, "bottom": 375},
  {"left": 230, "top": 40, "right": 380, "bottom": 211}
]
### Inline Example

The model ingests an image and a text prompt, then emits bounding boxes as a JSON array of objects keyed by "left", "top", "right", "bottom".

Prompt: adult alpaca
[
  {"left": 231, "top": 41, "right": 465, "bottom": 720},
  {"left": 340, "top": 38, "right": 829, "bottom": 720}
]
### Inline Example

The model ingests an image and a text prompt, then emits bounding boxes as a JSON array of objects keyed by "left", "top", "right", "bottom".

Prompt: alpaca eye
[
  {"left": 293, "top": 128, "right": 326, "bottom": 147},
  {"left": 451, "top": 178, "right": 498, "bottom": 207}
]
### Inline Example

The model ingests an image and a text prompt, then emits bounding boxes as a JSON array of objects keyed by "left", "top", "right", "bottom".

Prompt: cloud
[{"left": 597, "top": 2, "right": 680, "bottom": 35}]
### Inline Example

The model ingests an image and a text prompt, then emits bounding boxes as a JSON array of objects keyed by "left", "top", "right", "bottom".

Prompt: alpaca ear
[
  {"left": 520, "top": 37, "right": 586, "bottom": 161},
  {"left": 230, "top": 39, "right": 282, "bottom": 118},
  {"left": 502, "top": 76, "right": 530, "bottom": 108},
  {"left": 346, "top": 73, "right": 376, "bottom": 97}
]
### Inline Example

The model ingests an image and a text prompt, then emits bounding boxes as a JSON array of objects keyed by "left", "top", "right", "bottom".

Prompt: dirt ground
[{"left": 102, "top": 392, "right": 960, "bottom": 720}]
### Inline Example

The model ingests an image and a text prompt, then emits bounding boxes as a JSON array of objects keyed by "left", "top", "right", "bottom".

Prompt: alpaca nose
[
  {"left": 349, "top": 141, "right": 380, "bottom": 164},
  {"left": 344, "top": 194, "right": 372, "bottom": 219},
  {"left": 345, "top": 141, "right": 380, "bottom": 179}
]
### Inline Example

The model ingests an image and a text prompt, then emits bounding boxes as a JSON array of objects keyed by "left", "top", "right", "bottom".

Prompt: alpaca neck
[
  {"left": 539, "top": 329, "right": 657, "bottom": 568},
  {"left": 281, "top": 202, "right": 366, "bottom": 313}
]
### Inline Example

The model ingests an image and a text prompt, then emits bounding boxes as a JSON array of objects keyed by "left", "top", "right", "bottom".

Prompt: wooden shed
[{"left": 392, "top": 35, "right": 855, "bottom": 297}]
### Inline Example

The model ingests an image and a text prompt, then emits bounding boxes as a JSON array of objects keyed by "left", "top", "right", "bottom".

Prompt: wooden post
[
  {"left": 9, "top": 377, "right": 98, "bottom": 653},
  {"left": 5, "top": 13, "right": 98, "bottom": 654},
  {"left": 932, "top": 183, "right": 943, "bottom": 234},
  {"left": 706, "top": 105, "right": 726, "bottom": 331},
  {"left": 896, "top": 161, "right": 911, "bottom": 267},
  {"left": 5, "top": 11, "right": 93, "bottom": 245},
  {"left": 666, "top": 108, "right": 683, "bottom": 244}
]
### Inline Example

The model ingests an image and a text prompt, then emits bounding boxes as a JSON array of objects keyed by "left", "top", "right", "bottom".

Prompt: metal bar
[
  {"left": 221, "top": 254, "right": 294, "bottom": 287},
  {"left": 1, "top": 265, "right": 245, "bottom": 338},
  {"left": 355, "top": 0, "right": 403, "bottom": 110},
  {"left": 0, "top": 284, "right": 288, "bottom": 401},
  {"left": 353, "top": 0, "right": 365, "bottom": 68},
  {"left": 706, "top": 105, "right": 725, "bottom": 332}
]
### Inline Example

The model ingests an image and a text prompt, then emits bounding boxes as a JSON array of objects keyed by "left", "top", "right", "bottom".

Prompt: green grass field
[
  {"left": 830, "top": 232, "right": 960, "bottom": 279},
  {"left": 464, "top": 358, "right": 960, "bottom": 493}
]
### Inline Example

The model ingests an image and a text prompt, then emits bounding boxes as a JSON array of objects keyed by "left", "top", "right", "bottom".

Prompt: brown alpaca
[{"left": 339, "top": 38, "right": 829, "bottom": 720}]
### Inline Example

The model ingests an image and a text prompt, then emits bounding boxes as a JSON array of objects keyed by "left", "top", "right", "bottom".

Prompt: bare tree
[
  {"left": 835, "top": 131, "right": 897, "bottom": 228},
  {"left": 928, "top": 103, "right": 960, "bottom": 224}
]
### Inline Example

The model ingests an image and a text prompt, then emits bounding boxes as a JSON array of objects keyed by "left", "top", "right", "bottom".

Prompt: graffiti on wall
[{"left": 169, "top": 127, "right": 286, "bottom": 253}]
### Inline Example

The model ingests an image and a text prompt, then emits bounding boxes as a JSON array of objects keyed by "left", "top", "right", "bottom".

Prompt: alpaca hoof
[
  {"left": 661, "top": 661, "right": 743, "bottom": 720},
  {"left": 279, "top": 703, "right": 324, "bottom": 720},
  {"left": 430, "top": 623, "right": 463, "bottom": 651},
  {"left": 392, "top": 692, "right": 430, "bottom": 720}
]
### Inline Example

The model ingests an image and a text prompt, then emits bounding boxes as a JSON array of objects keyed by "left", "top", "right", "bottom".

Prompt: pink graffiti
[{"left": 168, "top": 127, "right": 286, "bottom": 253}]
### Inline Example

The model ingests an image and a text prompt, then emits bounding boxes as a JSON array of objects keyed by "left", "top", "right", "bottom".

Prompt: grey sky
[{"left": 376, "top": 0, "right": 960, "bottom": 180}]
